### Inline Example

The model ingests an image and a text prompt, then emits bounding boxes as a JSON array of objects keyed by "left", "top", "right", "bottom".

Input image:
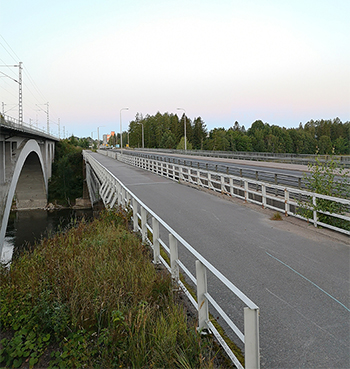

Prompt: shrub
[{"left": 298, "top": 154, "right": 350, "bottom": 231}]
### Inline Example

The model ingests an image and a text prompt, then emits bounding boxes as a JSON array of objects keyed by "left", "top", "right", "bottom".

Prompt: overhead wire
[{"left": 0, "top": 34, "right": 61, "bottom": 133}]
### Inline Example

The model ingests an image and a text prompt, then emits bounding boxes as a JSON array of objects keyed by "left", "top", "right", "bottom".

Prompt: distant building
[{"left": 103, "top": 134, "right": 108, "bottom": 145}]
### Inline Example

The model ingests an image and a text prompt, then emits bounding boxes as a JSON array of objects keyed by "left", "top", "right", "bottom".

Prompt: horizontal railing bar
[
  {"left": 177, "top": 259, "right": 197, "bottom": 285},
  {"left": 205, "top": 292, "right": 245, "bottom": 343},
  {"left": 178, "top": 280, "right": 198, "bottom": 309},
  {"left": 206, "top": 320, "right": 244, "bottom": 369},
  {"left": 159, "top": 238, "right": 170, "bottom": 254}
]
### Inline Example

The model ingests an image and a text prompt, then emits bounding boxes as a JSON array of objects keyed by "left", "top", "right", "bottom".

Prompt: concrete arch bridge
[{"left": 0, "top": 115, "right": 58, "bottom": 261}]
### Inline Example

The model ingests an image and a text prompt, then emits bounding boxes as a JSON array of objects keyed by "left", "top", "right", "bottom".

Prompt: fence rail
[
  {"left": 122, "top": 150, "right": 307, "bottom": 189},
  {"left": 130, "top": 147, "right": 350, "bottom": 168},
  {"left": 104, "top": 150, "right": 350, "bottom": 236},
  {"left": 0, "top": 114, "right": 58, "bottom": 140},
  {"left": 84, "top": 150, "right": 260, "bottom": 369}
]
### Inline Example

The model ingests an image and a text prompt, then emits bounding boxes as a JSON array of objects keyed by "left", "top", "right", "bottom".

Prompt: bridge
[
  {"left": 84, "top": 149, "right": 350, "bottom": 369},
  {"left": 0, "top": 114, "right": 59, "bottom": 260}
]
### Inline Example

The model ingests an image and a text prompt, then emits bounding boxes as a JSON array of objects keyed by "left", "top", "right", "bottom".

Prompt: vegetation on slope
[
  {"left": 0, "top": 209, "right": 232, "bottom": 368},
  {"left": 298, "top": 154, "right": 350, "bottom": 231},
  {"left": 48, "top": 137, "right": 87, "bottom": 206}
]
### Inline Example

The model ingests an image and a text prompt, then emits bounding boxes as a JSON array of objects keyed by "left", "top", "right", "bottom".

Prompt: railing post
[
  {"left": 141, "top": 206, "right": 147, "bottom": 241},
  {"left": 132, "top": 198, "right": 138, "bottom": 232},
  {"left": 284, "top": 188, "right": 290, "bottom": 216},
  {"left": 229, "top": 177, "right": 234, "bottom": 196},
  {"left": 118, "top": 183, "right": 122, "bottom": 205},
  {"left": 121, "top": 188, "right": 125, "bottom": 208},
  {"left": 152, "top": 217, "right": 160, "bottom": 264},
  {"left": 313, "top": 196, "right": 317, "bottom": 227},
  {"left": 244, "top": 180, "right": 249, "bottom": 202},
  {"left": 221, "top": 175, "right": 225, "bottom": 192},
  {"left": 262, "top": 184, "right": 266, "bottom": 208},
  {"left": 244, "top": 307, "right": 260, "bottom": 369},
  {"left": 274, "top": 173, "right": 278, "bottom": 196},
  {"left": 169, "top": 234, "right": 179, "bottom": 281},
  {"left": 196, "top": 260, "right": 209, "bottom": 332}
]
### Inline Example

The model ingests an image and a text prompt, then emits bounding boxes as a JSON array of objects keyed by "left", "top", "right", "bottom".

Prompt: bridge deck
[{"left": 91, "top": 152, "right": 350, "bottom": 369}]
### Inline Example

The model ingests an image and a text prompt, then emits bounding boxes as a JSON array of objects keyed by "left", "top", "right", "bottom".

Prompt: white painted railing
[
  {"left": 109, "top": 151, "right": 350, "bottom": 236},
  {"left": 84, "top": 150, "right": 260, "bottom": 369},
  {"left": 0, "top": 114, "right": 58, "bottom": 140}
]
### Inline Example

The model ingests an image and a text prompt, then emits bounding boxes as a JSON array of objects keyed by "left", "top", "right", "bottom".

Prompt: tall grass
[{"left": 0, "top": 209, "right": 231, "bottom": 368}]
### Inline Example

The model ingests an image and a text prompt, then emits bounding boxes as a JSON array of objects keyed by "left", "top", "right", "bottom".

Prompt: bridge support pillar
[{"left": 0, "top": 142, "right": 4, "bottom": 184}]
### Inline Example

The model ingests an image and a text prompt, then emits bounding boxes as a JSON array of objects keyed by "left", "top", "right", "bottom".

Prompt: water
[{"left": 3, "top": 208, "right": 97, "bottom": 263}]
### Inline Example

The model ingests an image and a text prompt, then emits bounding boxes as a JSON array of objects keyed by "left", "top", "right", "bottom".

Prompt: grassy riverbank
[{"left": 0, "top": 209, "right": 233, "bottom": 368}]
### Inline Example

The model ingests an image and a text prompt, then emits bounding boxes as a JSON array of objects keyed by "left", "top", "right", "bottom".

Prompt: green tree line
[
  {"left": 48, "top": 136, "right": 88, "bottom": 205},
  {"left": 125, "top": 114, "right": 349, "bottom": 154}
]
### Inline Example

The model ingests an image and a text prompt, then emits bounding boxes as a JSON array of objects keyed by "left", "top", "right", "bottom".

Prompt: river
[{"left": 3, "top": 208, "right": 97, "bottom": 264}]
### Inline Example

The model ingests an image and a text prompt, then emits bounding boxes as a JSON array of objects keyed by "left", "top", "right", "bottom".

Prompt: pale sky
[{"left": 1, "top": 0, "right": 349, "bottom": 138}]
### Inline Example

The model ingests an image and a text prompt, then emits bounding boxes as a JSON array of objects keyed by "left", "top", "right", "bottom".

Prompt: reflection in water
[{"left": 3, "top": 209, "right": 96, "bottom": 263}]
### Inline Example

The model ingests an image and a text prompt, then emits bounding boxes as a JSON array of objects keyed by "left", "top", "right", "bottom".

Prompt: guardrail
[
  {"left": 122, "top": 149, "right": 307, "bottom": 189},
  {"left": 84, "top": 150, "right": 260, "bottom": 369},
  {"left": 131, "top": 147, "right": 350, "bottom": 168},
  {"left": 105, "top": 150, "right": 350, "bottom": 236},
  {"left": 0, "top": 114, "right": 58, "bottom": 140}
]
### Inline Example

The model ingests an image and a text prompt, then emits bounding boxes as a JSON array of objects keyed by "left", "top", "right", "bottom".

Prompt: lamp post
[
  {"left": 140, "top": 122, "right": 144, "bottom": 149},
  {"left": 120, "top": 107, "right": 129, "bottom": 153},
  {"left": 177, "top": 107, "right": 186, "bottom": 151}
]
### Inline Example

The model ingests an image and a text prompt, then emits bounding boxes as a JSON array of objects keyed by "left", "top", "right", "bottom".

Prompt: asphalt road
[{"left": 92, "top": 152, "right": 350, "bottom": 369}]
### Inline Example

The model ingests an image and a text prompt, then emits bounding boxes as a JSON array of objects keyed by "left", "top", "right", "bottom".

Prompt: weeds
[
  {"left": 270, "top": 212, "right": 283, "bottom": 221},
  {"left": 0, "top": 208, "right": 229, "bottom": 368}
]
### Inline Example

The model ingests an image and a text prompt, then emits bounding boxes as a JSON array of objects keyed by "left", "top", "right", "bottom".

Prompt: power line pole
[
  {"left": 36, "top": 102, "right": 49, "bottom": 134},
  {"left": 18, "top": 62, "right": 23, "bottom": 125},
  {"left": 46, "top": 102, "right": 49, "bottom": 133},
  {"left": 58, "top": 118, "right": 60, "bottom": 139},
  {"left": 0, "top": 62, "right": 23, "bottom": 124}
]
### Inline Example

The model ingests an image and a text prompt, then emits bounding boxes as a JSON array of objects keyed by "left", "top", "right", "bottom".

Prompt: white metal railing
[
  {"left": 109, "top": 151, "right": 350, "bottom": 236},
  {"left": 0, "top": 114, "right": 58, "bottom": 140},
  {"left": 84, "top": 150, "right": 260, "bottom": 369},
  {"left": 127, "top": 147, "right": 350, "bottom": 168}
]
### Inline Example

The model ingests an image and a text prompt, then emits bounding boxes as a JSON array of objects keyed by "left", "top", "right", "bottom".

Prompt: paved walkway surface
[{"left": 92, "top": 152, "right": 350, "bottom": 369}]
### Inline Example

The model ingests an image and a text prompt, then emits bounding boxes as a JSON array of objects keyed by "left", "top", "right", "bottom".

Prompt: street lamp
[
  {"left": 97, "top": 126, "right": 105, "bottom": 149},
  {"left": 177, "top": 107, "right": 186, "bottom": 151},
  {"left": 120, "top": 107, "right": 129, "bottom": 153}
]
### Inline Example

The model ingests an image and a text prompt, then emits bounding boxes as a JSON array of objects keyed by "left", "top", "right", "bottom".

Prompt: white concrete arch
[{"left": 0, "top": 139, "right": 48, "bottom": 260}]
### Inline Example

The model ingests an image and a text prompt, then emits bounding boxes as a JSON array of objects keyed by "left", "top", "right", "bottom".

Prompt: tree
[
  {"left": 204, "top": 128, "right": 229, "bottom": 151},
  {"left": 192, "top": 117, "right": 207, "bottom": 150},
  {"left": 318, "top": 135, "right": 332, "bottom": 154},
  {"left": 160, "top": 131, "right": 176, "bottom": 149},
  {"left": 334, "top": 137, "right": 349, "bottom": 155},
  {"left": 108, "top": 133, "right": 116, "bottom": 147},
  {"left": 176, "top": 137, "right": 192, "bottom": 150},
  {"left": 247, "top": 120, "right": 269, "bottom": 152},
  {"left": 48, "top": 140, "right": 83, "bottom": 205}
]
